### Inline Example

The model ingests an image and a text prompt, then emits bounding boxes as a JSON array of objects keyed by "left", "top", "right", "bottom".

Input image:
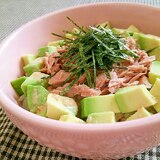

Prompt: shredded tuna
[
  {"left": 105, "top": 38, "right": 155, "bottom": 93},
  {"left": 118, "top": 70, "right": 128, "bottom": 78},
  {"left": 48, "top": 70, "right": 71, "bottom": 87},
  {"left": 41, "top": 53, "right": 61, "bottom": 75},
  {"left": 47, "top": 37, "right": 155, "bottom": 96},
  {"left": 122, "top": 80, "right": 139, "bottom": 87},
  {"left": 108, "top": 71, "right": 125, "bottom": 93},
  {"left": 77, "top": 74, "right": 86, "bottom": 84},
  {"left": 101, "top": 87, "right": 110, "bottom": 95},
  {"left": 96, "top": 72, "right": 109, "bottom": 89},
  {"left": 139, "top": 76, "right": 152, "bottom": 88},
  {"left": 128, "top": 65, "right": 147, "bottom": 72},
  {"left": 125, "top": 37, "right": 137, "bottom": 50},
  {"left": 122, "top": 76, "right": 132, "bottom": 83},
  {"left": 128, "top": 73, "right": 145, "bottom": 83},
  {"left": 68, "top": 84, "right": 101, "bottom": 97},
  {"left": 139, "top": 56, "right": 155, "bottom": 65},
  {"left": 50, "top": 64, "right": 61, "bottom": 75},
  {"left": 51, "top": 83, "right": 101, "bottom": 97},
  {"left": 136, "top": 50, "right": 148, "bottom": 58}
]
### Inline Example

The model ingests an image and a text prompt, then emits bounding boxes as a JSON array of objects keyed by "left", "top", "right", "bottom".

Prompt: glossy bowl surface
[{"left": 0, "top": 3, "right": 160, "bottom": 159}]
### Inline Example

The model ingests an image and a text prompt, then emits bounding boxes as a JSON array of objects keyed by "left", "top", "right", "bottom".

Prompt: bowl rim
[{"left": 0, "top": 2, "right": 160, "bottom": 132}]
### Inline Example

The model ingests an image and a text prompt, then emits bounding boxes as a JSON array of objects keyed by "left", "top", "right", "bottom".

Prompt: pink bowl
[{"left": 0, "top": 3, "right": 160, "bottom": 159}]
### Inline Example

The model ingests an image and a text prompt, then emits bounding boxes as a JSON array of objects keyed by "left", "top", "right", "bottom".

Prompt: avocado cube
[
  {"left": 115, "top": 85, "right": 156, "bottom": 113},
  {"left": 22, "top": 54, "right": 37, "bottom": 66},
  {"left": 21, "top": 72, "right": 49, "bottom": 95},
  {"left": 23, "top": 57, "right": 44, "bottom": 76},
  {"left": 11, "top": 76, "right": 27, "bottom": 95},
  {"left": 149, "top": 47, "right": 160, "bottom": 61},
  {"left": 132, "top": 32, "right": 139, "bottom": 40},
  {"left": 127, "top": 107, "right": 152, "bottom": 121},
  {"left": 121, "top": 31, "right": 130, "bottom": 38},
  {"left": 150, "top": 78, "right": 160, "bottom": 112},
  {"left": 46, "top": 94, "right": 72, "bottom": 120},
  {"left": 48, "top": 94, "right": 78, "bottom": 116},
  {"left": 86, "top": 112, "right": 116, "bottom": 123},
  {"left": 27, "top": 85, "right": 49, "bottom": 113},
  {"left": 127, "top": 25, "right": 139, "bottom": 33},
  {"left": 65, "top": 106, "right": 78, "bottom": 116},
  {"left": 112, "top": 28, "right": 130, "bottom": 37},
  {"left": 38, "top": 46, "right": 57, "bottom": 57},
  {"left": 47, "top": 40, "right": 65, "bottom": 47},
  {"left": 81, "top": 94, "right": 120, "bottom": 118},
  {"left": 59, "top": 115, "right": 85, "bottom": 124},
  {"left": 149, "top": 61, "right": 160, "bottom": 84},
  {"left": 133, "top": 33, "right": 160, "bottom": 52},
  {"left": 112, "top": 28, "right": 125, "bottom": 34}
]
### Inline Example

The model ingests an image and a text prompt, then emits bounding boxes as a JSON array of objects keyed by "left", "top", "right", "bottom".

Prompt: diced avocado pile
[
  {"left": 81, "top": 84, "right": 157, "bottom": 123},
  {"left": 11, "top": 22, "right": 160, "bottom": 124}
]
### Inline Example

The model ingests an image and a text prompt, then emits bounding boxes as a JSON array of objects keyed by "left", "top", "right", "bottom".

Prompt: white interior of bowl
[{"left": 0, "top": 3, "right": 160, "bottom": 129}]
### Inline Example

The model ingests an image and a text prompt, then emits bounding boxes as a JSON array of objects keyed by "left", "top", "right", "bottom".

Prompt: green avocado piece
[
  {"left": 49, "top": 94, "right": 78, "bottom": 116},
  {"left": 46, "top": 94, "right": 73, "bottom": 120},
  {"left": 11, "top": 76, "right": 27, "bottom": 95},
  {"left": 150, "top": 78, "right": 160, "bottom": 112},
  {"left": 112, "top": 25, "right": 139, "bottom": 36},
  {"left": 132, "top": 33, "right": 160, "bottom": 51},
  {"left": 27, "top": 85, "right": 49, "bottom": 113},
  {"left": 148, "top": 61, "right": 160, "bottom": 84},
  {"left": 127, "top": 107, "right": 152, "bottom": 121},
  {"left": 127, "top": 25, "right": 140, "bottom": 33},
  {"left": 38, "top": 46, "right": 57, "bottom": 57},
  {"left": 21, "top": 72, "right": 49, "bottom": 95},
  {"left": 81, "top": 94, "right": 120, "bottom": 118},
  {"left": 23, "top": 57, "right": 44, "bottom": 76},
  {"left": 121, "top": 31, "right": 130, "bottom": 38},
  {"left": 112, "top": 28, "right": 125, "bottom": 34},
  {"left": 112, "top": 28, "right": 130, "bottom": 37},
  {"left": 22, "top": 54, "right": 37, "bottom": 66},
  {"left": 115, "top": 85, "right": 157, "bottom": 113},
  {"left": 59, "top": 115, "right": 85, "bottom": 124},
  {"left": 65, "top": 106, "right": 77, "bottom": 116},
  {"left": 86, "top": 112, "right": 116, "bottom": 123},
  {"left": 132, "top": 32, "right": 139, "bottom": 40},
  {"left": 148, "top": 47, "right": 160, "bottom": 61},
  {"left": 47, "top": 40, "right": 65, "bottom": 47}
]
